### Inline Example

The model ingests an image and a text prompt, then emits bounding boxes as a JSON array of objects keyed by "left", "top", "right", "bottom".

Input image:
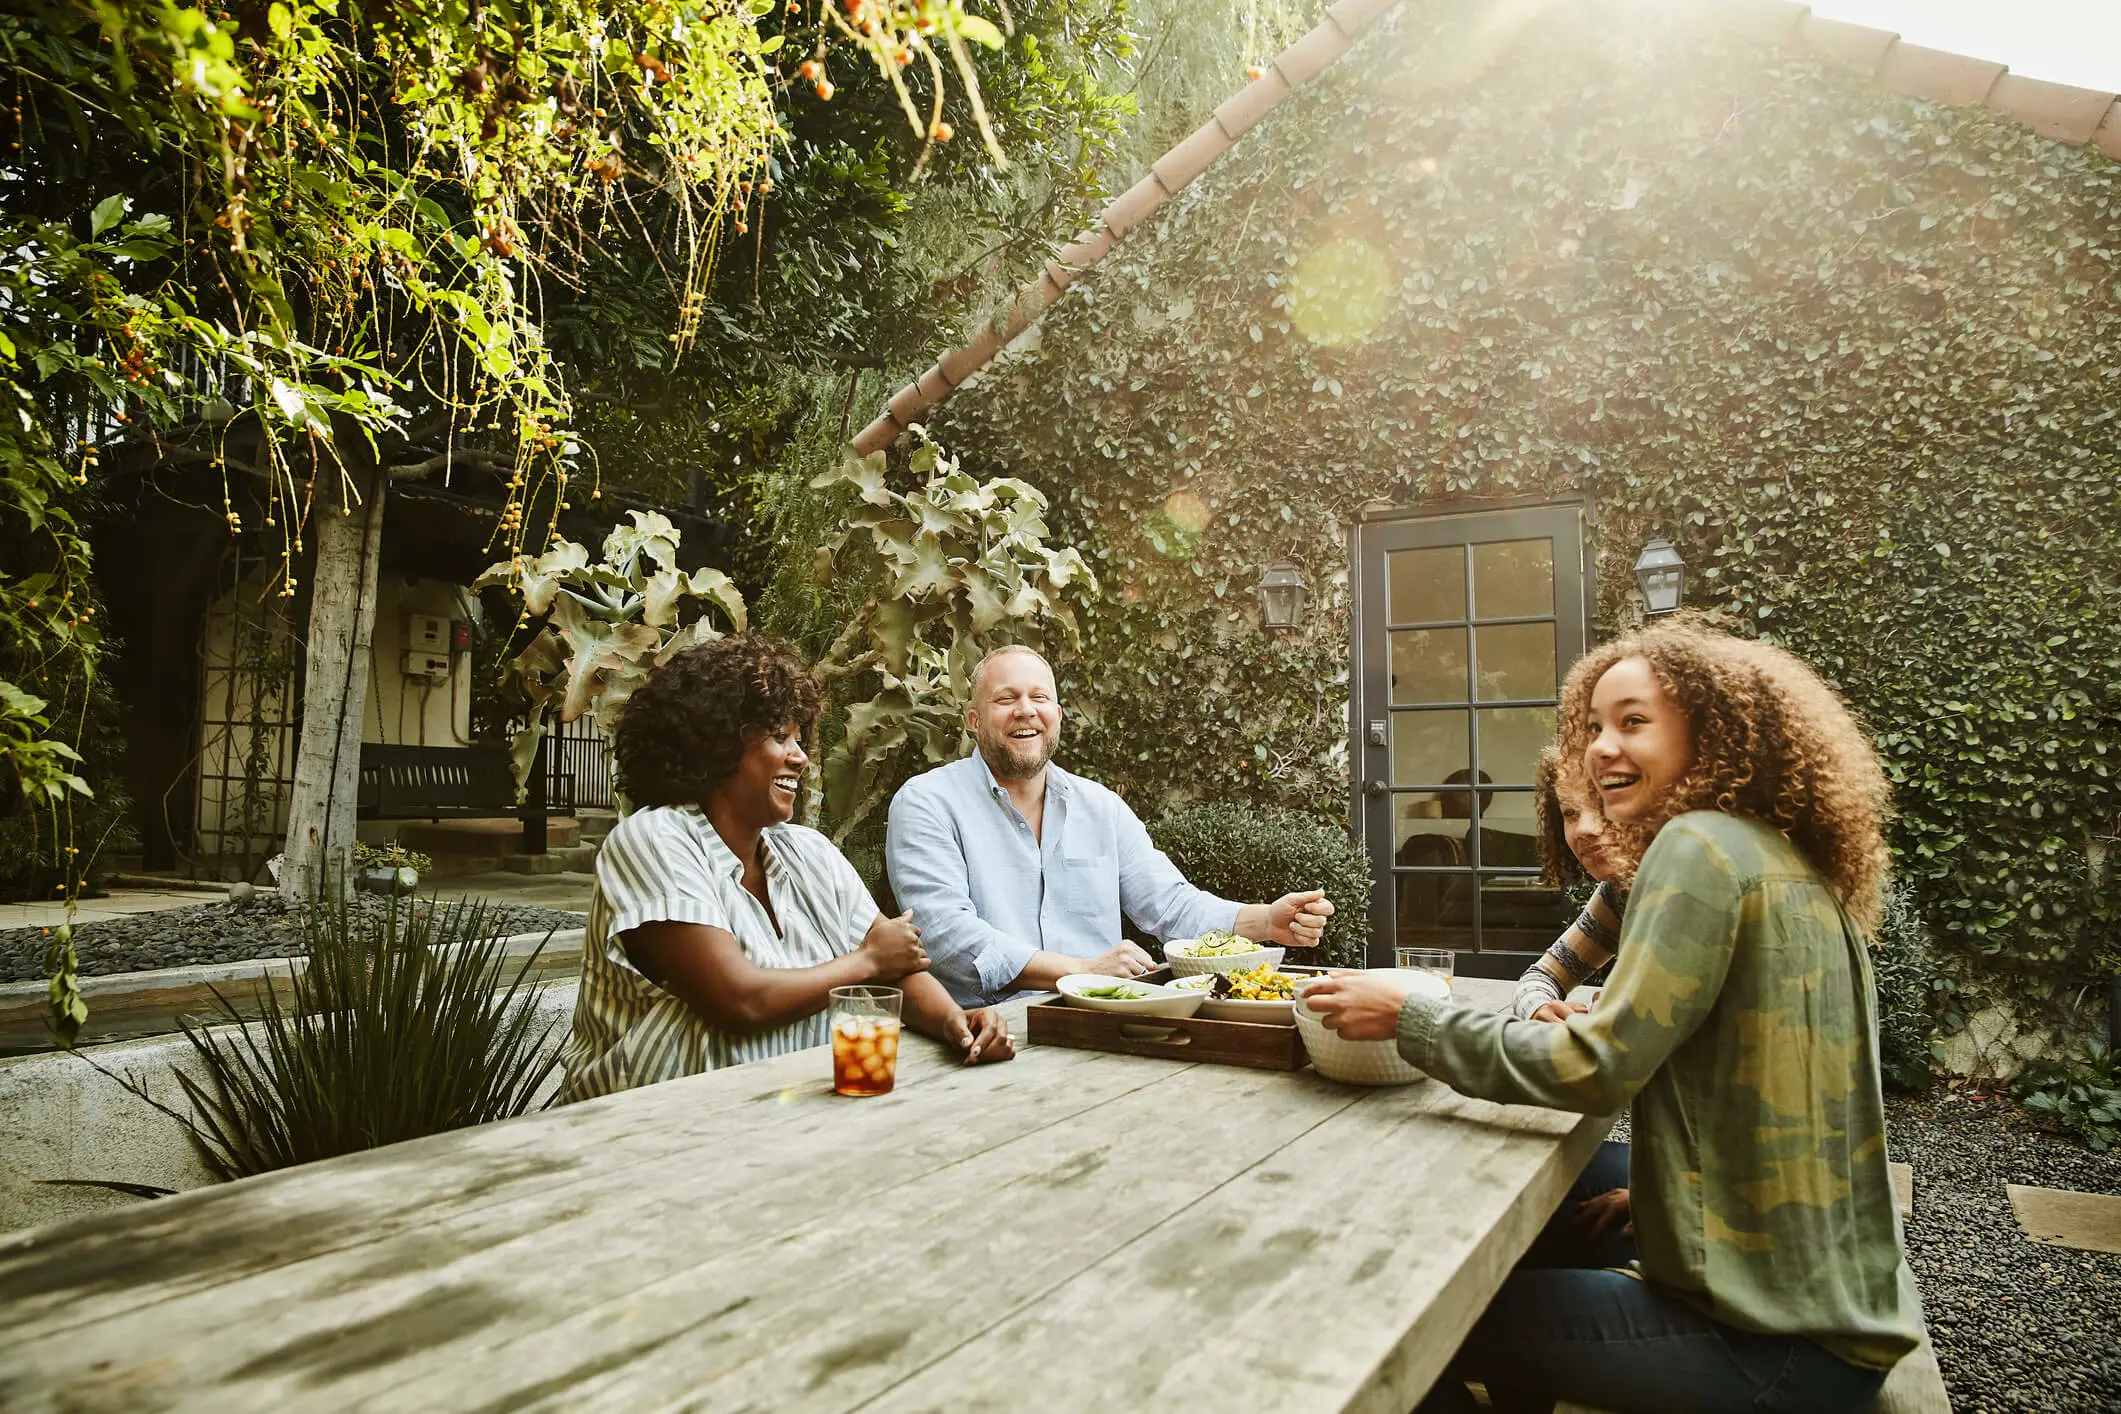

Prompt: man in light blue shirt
[{"left": 885, "top": 645, "right": 1334, "bottom": 1007}]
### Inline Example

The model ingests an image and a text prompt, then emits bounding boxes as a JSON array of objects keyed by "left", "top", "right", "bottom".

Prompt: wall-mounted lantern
[
  {"left": 1633, "top": 538, "right": 1685, "bottom": 618},
  {"left": 1258, "top": 561, "right": 1309, "bottom": 631}
]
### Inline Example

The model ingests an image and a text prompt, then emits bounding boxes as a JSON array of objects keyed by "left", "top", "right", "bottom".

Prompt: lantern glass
[
  {"left": 1633, "top": 539, "right": 1685, "bottom": 617},
  {"left": 1258, "top": 563, "right": 1309, "bottom": 630}
]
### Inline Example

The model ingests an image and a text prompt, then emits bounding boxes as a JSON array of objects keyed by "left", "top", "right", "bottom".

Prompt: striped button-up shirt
[{"left": 557, "top": 807, "right": 876, "bottom": 1104}]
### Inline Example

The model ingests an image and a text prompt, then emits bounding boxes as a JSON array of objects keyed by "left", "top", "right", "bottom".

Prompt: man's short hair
[{"left": 969, "top": 644, "right": 1053, "bottom": 702}]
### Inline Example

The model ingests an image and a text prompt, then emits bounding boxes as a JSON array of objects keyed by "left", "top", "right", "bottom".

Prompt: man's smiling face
[{"left": 970, "top": 650, "right": 1061, "bottom": 782}]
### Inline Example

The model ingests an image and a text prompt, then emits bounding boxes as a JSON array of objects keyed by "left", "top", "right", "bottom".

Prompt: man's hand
[
  {"left": 858, "top": 910, "right": 929, "bottom": 980},
  {"left": 1573, "top": 1187, "right": 1632, "bottom": 1238},
  {"left": 1267, "top": 890, "right": 1334, "bottom": 949},
  {"left": 1529, "top": 999, "right": 1590, "bottom": 1023},
  {"left": 1297, "top": 970, "right": 1406, "bottom": 1041},
  {"left": 1081, "top": 941, "right": 1157, "bottom": 979},
  {"left": 945, "top": 1007, "right": 1016, "bottom": 1065}
]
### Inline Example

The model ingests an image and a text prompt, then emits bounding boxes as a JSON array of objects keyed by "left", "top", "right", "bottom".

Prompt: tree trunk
[{"left": 279, "top": 472, "right": 386, "bottom": 902}]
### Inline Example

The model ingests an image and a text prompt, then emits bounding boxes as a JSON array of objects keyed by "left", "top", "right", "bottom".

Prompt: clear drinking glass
[
  {"left": 830, "top": 985, "right": 904, "bottom": 1097},
  {"left": 1395, "top": 947, "right": 1455, "bottom": 992}
]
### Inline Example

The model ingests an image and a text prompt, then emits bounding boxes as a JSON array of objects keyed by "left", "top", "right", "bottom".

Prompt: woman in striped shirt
[
  {"left": 558, "top": 635, "right": 1014, "bottom": 1104},
  {"left": 1508, "top": 747, "right": 1646, "bottom": 1023}
]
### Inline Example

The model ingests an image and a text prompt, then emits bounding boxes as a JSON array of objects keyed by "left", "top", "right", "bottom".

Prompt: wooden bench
[
  {"left": 1553, "top": 1328, "right": 1951, "bottom": 1413},
  {"left": 355, "top": 743, "right": 570, "bottom": 850}
]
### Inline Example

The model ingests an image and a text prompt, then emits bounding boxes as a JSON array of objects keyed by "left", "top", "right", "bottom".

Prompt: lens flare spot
[
  {"left": 1164, "top": 489, "right": 1211, "bottom": 534},
  {"left": 1289, "top": 237, "right": 1391, "bottom": 347}
]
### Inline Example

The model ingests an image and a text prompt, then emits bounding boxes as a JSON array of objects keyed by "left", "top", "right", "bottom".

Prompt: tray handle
[{"left": 1116, "top": 1024, "right": 1193, "bottom": 1045}]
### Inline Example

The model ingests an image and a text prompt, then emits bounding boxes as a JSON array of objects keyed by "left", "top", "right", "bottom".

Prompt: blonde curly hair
[{"left": 1555, "top": 615, "right": 1892, "bottom": 931}]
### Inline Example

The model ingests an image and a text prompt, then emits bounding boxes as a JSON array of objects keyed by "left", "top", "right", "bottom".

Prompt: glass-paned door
[{"left": 1351, "top": 504, "right": 1589, "bottom": 975}]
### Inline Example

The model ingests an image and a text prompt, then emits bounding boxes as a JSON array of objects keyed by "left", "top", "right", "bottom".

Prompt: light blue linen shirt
[{"left": 885, "top": 755, "right": 1243, "bottom": 1007}]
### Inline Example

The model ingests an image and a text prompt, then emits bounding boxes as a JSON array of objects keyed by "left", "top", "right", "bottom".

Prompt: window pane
[
  {"left": 1391, "top": 708, "right": 1467, "bottom": 786},
  {"left": 1393, "top": 790, "right": 1472, "bottom": 863},
  {"left": 1388, "top": 545, "right": 1464, "bottom": 624},
  {"left": 1474, "top": 622, "right": 1557, "bottom": 701},
  {"left": 1475, "top": 878, "right": 1571, "bottom": 951},
  {"left": 1472, "top": 538, "right": 1553, "bottom": 620},
  {"left": 1395, "top": 872, "right": 1475, "bottom": 948},
  {"left": 1390, "top": 627, "right": 1467, "bottom": 704},
  {"left": 1471, "top": 790, "right": 1542, "bottom": 870},
  {"left": 1476, "top": 705, "right": 1556, "bottom": 786}
]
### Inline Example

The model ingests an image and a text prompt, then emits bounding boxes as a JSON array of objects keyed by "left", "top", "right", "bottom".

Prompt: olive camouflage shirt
[{"left": 1397, "top": 811, "right": 1923, "bottom": 1370}]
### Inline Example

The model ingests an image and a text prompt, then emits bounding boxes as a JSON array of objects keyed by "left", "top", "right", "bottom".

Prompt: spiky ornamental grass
[{"left": 136, "top": 890, "right": 563, "bottom": 1181}]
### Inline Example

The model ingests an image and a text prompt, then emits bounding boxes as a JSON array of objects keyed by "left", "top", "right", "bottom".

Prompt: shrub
[
  {"left": 2018, "top": 1040, "right": 2121, "bottom": 1153},
  {"left": 1873, "top": 883, "right": 1945, "bottom": 1092},
  {"left": 1146, "top": 803, "right": 1372, "bottom": 969},
  {"left": 116, "top": 885, "right": 562, "bottom": 1180}
]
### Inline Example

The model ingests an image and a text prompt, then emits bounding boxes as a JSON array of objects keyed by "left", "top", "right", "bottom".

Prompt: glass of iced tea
[
  {"left": 829, "top": 985, "right": 904, "bottom": 1097},
  {"left": 1395, "top": 947, "right": 1454, "bottom": 992}
]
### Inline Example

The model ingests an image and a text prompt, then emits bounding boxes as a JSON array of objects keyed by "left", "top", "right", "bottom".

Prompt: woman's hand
[
  {"left": 947, "top": 1007, "right": 1015, "bottom": 1065},
  {"left": 1297, "top": 971, "right": 1408, "bottom": 1041},
  {"left": 1574, "top": 1187, "right": 1632, "bottom": 1238},
  {"left": 858, "top": 910, "right": 929, "bottom": 980},
  {"left": 1529, "top": 1000, "right": 1590, "bottom": 1023}
]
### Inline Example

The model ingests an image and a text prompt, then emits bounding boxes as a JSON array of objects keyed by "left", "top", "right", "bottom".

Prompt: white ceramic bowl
[
  {"left": 1162, "top": 939, "right": 1285, "bottom": 977},
  {"left": 1292, "top": 969, "right": 1451, "bottom": 1085},
  {"left": 1056, "top": 973, "right": 1206, "bottom": 1019},
  {"left": 1196, "top": 993, "right": 1296, "bottom": 1023}
]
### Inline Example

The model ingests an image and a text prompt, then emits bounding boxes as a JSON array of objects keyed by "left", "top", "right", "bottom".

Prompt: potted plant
[{"left": 352, "top": 840, "right": 432, "bottom": 896}]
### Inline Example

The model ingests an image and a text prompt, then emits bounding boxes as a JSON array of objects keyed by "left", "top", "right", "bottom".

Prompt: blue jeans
[{"left": 1417, "top": 1142, "right": 1887, "bottom": 1414}]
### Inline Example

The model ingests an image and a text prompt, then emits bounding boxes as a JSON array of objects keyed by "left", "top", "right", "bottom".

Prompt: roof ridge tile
[{"left": 1985, "top": 74, "right": 2120, "bottom": 147}]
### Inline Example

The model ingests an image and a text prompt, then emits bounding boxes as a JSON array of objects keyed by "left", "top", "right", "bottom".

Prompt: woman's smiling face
[
  {"left": 1583, "top": 656, "right": 1694, "bottom": 825},
  {"left": 713, "top": 719, "right": 808, "bottom": 828}
]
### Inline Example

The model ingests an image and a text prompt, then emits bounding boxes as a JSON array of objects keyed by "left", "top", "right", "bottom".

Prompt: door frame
[{"left": 1346, "top": 497, "right": 1596, "bottom": 972}]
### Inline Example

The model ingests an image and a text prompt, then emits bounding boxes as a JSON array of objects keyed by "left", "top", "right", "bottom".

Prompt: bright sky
[{"left": 1802, "top": 0, "right": 2121, "bottom": 92}]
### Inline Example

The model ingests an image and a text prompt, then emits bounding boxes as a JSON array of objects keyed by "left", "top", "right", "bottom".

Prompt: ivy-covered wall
[{"left": 934, "top": 0, "right": 2121, "bottom": 996}]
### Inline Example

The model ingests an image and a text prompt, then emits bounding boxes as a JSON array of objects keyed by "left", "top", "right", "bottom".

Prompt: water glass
[
  {"left": 1395, "top": 947, "right": 1454, "bottom": 992},
  {"left": 829, "top": 985, "right": 904, "bottom": 1097}
]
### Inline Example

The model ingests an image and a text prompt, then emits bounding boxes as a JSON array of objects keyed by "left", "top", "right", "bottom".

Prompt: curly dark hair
[
  {"left": 1554, "top": 614, "right": 1892, "bottom": 930},
  {"left": 614, "top": 634, "right": 821, "bottom": 810}
]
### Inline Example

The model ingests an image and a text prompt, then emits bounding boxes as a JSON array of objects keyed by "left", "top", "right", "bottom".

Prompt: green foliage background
[
  {"left": 1146, "top": 802, "right": 1373, "bottom": 968},
  {"left": 934, "top": 0, "right": 2121, "bottom": 1002}
]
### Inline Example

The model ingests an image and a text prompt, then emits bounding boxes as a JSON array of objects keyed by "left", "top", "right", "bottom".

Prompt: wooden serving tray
[{"left": 1024, "top": 965, "right": 1322, "bottom": 1072}]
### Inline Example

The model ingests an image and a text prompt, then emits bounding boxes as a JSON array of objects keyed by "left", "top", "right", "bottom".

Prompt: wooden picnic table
[{"left": 0, "top": 977, "right": 1608, "bottom": 1413}]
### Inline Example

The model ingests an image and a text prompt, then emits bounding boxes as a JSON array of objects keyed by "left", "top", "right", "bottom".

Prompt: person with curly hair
[
  {"left": 1306, "top": 617, "right": 1921, "bottom": 1414},
  {"left": 557, "top": 634, "right": 1014, "bottom": 1104},
  {"left": 1509, "top": 746, "right": 1640, "bottom": 1025}
]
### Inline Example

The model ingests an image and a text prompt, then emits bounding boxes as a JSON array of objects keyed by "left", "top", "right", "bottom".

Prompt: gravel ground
[
  {"left": 0, "top": 892, "right": 587, "bottom": 984},
  {"left": 1890, "top": 1086, "right": 2121, "bottom": 1414}
]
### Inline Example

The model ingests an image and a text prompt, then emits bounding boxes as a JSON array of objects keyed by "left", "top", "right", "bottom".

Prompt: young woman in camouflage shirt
[{"left": 1308, "top": 620, "right": 1923, "bottom": 1414}]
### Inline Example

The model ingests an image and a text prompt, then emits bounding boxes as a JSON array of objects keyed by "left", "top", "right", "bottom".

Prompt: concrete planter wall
[{"left": 0, "top": 938, "right": 582, "bottom": 1235}]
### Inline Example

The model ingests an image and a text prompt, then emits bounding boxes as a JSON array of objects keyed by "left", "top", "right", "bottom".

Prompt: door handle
[{"left": 1363, "top": 779, "right": 1388, "bottom": 799}]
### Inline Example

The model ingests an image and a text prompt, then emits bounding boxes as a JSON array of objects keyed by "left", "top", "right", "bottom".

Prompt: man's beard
[{"left": 978, "top": 725, "right": 1056, "bottom": 781}]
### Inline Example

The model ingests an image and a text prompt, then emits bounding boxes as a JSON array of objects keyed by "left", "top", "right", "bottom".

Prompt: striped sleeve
[{"left": 596, "top": 811, "right": 731, "bottom": 945}]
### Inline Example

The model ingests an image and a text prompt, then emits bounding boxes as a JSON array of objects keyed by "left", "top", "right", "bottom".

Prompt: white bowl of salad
[
  {"left": 1162, "top": 930, "right": 1284, "bottom": 977},
  {"left": 1055, "top": 973, "right": 1206, "bottom": 1019}
]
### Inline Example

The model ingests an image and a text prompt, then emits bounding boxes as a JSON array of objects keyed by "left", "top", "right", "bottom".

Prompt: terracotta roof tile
[
  {"left": 1152, "top": 122, "right": 1234, "bottom": 197},
  {"left": 1214, "top": 70, "right": 1295, "bottom": 141},
  {"left": 853, "top": 411, "right": 901, "bottom": 450},
  {"left": 887, "top": 381, "right": 935, "bottom": 428},
  {"left": 1325, "top": 0, "right": 1399, "bottom": 38},
  {"left": 1987, "top": 75, "right": 2120, "bottom": 146},
  {"left": 1798, "top": 15, "right": 1897, "bottom": 75},
  {"left": 999, "top": 282, "right": 1054, "bottom": 342},
  {"left": 2099, "top": 101, "right": 2121, "bottom": 161},
  {"left": 1272, "top": 22, "right": 1355, "bottom": 90},
  {"left": 1719, "top": 0, "right": 1807, "bottom": 42},
  {"left": 1099, "top": 174, "right": 1169, "bottom": 240},
  {"left": 916, "top": 363, "right": 953, "bottom": 399},
  {"left": 1055, "top": 228, "right": 1113, "bottom": 271},
  {"left": 935, "top": 325, "right": 1007, "bottom": 388},
  {"left": 1875, "top": 42, "right": 2004, "bottom": 109}
]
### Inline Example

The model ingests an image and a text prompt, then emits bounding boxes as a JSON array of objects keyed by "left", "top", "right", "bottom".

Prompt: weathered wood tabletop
[{"left": 0, "top": 977, "right": 1608, "bottom": 1413}]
